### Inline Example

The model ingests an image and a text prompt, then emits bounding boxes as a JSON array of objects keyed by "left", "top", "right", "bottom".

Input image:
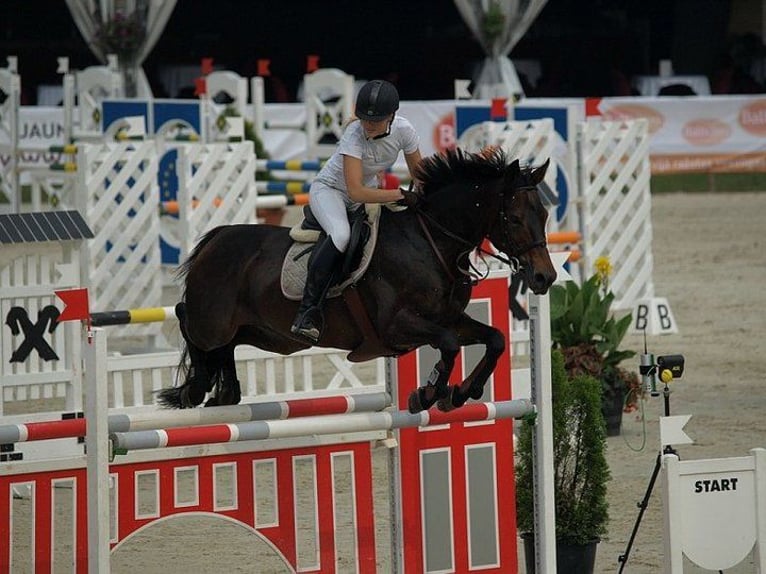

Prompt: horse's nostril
[
  {"left": 529, "top": 271, "right": 556, "bottom": 294},
  {"left": 545, "top": 270, "right": 557, "bottom": 285}
]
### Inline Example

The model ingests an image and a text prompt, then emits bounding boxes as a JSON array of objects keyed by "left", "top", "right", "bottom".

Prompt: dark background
[{"left": 2, "top": 0, "right": 764, "bottom": 103}]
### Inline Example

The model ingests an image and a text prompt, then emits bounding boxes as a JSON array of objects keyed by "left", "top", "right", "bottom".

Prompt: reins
[{"left": 416, "top": 212, "right": 456, "bottom": 282}]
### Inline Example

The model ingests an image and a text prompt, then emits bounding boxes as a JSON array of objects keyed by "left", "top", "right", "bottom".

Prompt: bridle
[
  {"left": 413, "top": 185, "right": 547, "bottom": 283},
  {"left": 493, "top": 185, "right": 548, "bottom": 261}
]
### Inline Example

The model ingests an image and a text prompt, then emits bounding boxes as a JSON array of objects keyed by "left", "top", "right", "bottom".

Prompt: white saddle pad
[{"left": 280, "top": 203, "right": 387, "bottom": 301}]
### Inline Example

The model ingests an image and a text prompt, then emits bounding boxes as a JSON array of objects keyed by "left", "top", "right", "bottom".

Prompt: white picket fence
[{"left": 0, "top": 244, "right": 83, "bottom": 415}]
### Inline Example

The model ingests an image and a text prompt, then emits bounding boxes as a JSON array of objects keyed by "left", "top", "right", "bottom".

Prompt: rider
[{"left": 290, "top": 79, "right": 423, "bottom": 343}]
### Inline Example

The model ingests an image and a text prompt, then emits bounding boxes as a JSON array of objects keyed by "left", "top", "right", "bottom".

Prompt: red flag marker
[
  {"left": 194, "top": 77, "right": 207, "bottom": 96},
  {"left": 201, "top": 57, "right": 214, "bottom": 76},
  {"left": 56, "top": 287, "right": 93, "bottom": 342},
  {"left": 306, "top": 54, "right": 320, "bottom": 73},
  {"left": 55, "top": 288, "right": 90, "bottom": 322},
  {"left": 585, "top": 98, "right": 603, "bottom": 117},
  {"left": 490, "top": 98, "right": 507, "bottom": 120},
  {"left": 257, "top": 59, "right": 271, "bottom": 77}
]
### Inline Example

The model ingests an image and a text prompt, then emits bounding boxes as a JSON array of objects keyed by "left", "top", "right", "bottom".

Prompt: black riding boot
[{"left": 290, "top": 237, "right": 343, "bottom": 343}]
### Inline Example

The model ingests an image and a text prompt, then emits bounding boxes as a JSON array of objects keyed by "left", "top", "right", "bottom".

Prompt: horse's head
[
  {"left": 414, "top": 147, "right": 557, "bottom": 294},
  {"left": 487, "top": 158, "right": 557, "bottom": 294}
]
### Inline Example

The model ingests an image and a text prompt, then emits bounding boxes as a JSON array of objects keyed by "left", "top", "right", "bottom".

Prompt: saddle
[
  {"left": 281, "top": 202, "right": 406, "bottom": 362},
  {"left": 280, "top": 203, "right": 381, "bottom": 301}
]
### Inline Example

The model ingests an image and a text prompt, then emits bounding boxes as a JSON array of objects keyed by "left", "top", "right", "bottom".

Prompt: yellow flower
[{"left": 594, "top": 256, "right": 612, "bottom": 289}]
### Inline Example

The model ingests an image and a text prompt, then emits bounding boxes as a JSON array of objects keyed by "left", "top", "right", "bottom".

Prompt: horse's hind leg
[
  {"left": 182, "top": 343, "right": 212, "bottom": 406},
  {"left": 204, "top": 344, "right": 241, "bottom": 407},
  {"left": 157, "top": 340, "right": 210, "bottom": 408},
  {"left": 157, "top": 303, "right": 210, "bottom": 408}
]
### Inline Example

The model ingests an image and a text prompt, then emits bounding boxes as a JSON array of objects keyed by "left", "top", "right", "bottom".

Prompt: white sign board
[{"left": 662, "top": 449, "right": 766, "bottom": 572}]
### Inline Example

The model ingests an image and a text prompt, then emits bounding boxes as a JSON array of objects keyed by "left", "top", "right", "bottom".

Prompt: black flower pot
[
  {"left": 601, "top": 385, "right": 624, "bottom": 436},
  {"left": 522, "top": 533, "right": 599, "bottom": 574}
]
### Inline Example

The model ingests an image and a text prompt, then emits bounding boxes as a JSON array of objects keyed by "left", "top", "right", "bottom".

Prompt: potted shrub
[
  {"left": 516, "top": 349, "right": 610, "bottom": 573},
  {"left": 549, "top": 257, "right": 642, "bottom": 435}
]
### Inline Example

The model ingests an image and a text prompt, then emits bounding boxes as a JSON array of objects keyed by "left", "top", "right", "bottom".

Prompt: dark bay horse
[{"left": 159, "top": 147, "right": 556, "bottom": 412}]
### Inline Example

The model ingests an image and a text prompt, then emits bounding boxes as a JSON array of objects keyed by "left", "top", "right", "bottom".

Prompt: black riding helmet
[{"left": 355, "top": 80, "right": 399, "bottom": 121}]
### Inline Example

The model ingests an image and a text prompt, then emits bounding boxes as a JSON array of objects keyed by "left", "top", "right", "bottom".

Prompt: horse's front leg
[
  {"left": 438, "top": 314, "right": 506, "bottom": 412},
  {"left": 384, "top": 311, "right": 461, "bottom": 413},
  {"left": 407, "top": 329, "right": 461, "bottom": 413}
]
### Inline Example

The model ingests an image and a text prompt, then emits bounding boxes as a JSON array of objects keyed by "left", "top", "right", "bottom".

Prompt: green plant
[
  {"left": 550, "top": 257, "right": 642, "bottom": 411},
  {"left": 516, "top": 349, "right": 610, "bottom": 545},
  {"left": 550, "top": 276, "right": 633, "bottom": 370},
  {"left": 482, "top": 1, "right": 506, "bottom": 43}
]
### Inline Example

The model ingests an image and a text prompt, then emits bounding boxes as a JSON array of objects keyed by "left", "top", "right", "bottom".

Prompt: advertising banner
[
  {"left": 6, "top": 96, "right": 766, "bottom": 176},
  {"left": 589, "top": 96, "right": 766, "bottom": 173},
  {"left": 0, "top": 107, "right": 66, "bottom": 172}
]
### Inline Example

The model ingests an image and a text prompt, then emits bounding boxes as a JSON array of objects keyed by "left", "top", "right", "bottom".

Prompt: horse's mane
[{"left": 414, "top": 147, "right": 509, "bottom": 196}]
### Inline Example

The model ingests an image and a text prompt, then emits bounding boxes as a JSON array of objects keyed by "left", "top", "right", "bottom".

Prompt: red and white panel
[{"left": 394, "top": 273, "right": 518, "bottom": 573}]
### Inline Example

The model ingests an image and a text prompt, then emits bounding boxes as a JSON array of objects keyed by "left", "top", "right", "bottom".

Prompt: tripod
[{"left": 617, "top": 382, "right": 676, "bottom": 573}]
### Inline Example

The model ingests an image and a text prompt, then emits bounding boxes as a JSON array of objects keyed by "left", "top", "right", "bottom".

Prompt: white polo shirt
[{"left": 315, "top": 116, "right": 419, "bottom": 191}]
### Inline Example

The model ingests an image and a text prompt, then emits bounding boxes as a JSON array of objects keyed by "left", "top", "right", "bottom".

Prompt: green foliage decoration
[
  {"left": 549, "top": 274, "right": 634, "bottom": 371},
  {"left": 482, "top": 1, "right": 506, "bottom": 43},
  {"left": 549, "top": 261, "right": 643, "bottom": 412},
  {"left": 516, "top": 350, "right": 610, "bottom": 545}
]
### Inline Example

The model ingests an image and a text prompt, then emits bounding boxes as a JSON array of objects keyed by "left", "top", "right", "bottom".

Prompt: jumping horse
[{"left": 159, "top": 147, "right": 556, "bottom": 412}]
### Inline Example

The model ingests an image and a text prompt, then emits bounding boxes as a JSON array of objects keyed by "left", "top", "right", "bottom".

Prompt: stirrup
[
  {"left": 290, "top": 309, "right": 322, "bottom": 343},
  {"left": 290, "top": 322, "right": 320, "bottom": 343}
]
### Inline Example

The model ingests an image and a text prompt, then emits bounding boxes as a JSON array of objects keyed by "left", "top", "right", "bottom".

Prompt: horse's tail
[
  {"left": 176, "top": 226, "right": 227, "bottom": 281},
  {"left": 157, "top": 302, "right": 193, "bottom": 408}
]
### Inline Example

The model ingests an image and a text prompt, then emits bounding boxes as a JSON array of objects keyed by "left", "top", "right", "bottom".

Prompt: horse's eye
[{"left": 509, "top": 214, "right": 523, "bottom": 225}]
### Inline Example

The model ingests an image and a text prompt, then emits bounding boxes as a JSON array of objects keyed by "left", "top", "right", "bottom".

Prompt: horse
[{"left": 158, "top": 147, "right": 556, "bottom": 413}]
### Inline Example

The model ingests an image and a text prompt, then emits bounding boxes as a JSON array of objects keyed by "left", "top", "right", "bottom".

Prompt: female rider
[{"left": 290, "top": 79, "right": 422, "bottom": 343}]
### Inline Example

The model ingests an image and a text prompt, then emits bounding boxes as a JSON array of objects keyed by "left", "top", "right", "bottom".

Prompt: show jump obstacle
[{"left": 0, "top": 268, "right": 558, "bottom": 574}]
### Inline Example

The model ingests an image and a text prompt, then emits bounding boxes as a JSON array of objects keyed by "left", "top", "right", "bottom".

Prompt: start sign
[{"left": 662, "top": 449, "right": 766, "bottom": 572}]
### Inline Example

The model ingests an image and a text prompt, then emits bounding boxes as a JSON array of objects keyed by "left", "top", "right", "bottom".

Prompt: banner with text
[
  {"left": 6, "top": 96, "right": 766, "bottom": 176},
  {"left": 589, "top": 95, "right": 766, "bottom": 174}
]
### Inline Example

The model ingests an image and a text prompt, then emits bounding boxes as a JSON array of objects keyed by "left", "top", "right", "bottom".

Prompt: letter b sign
[{"left": 630, "top": 297, "right": 678, "bottom": 335}]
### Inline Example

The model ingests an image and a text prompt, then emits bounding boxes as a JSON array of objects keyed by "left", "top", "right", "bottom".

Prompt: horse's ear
[
  {"left": 505, "top": 159, "right": 521, "bottom": 183},
  {"left": 529, "top": 158, "right": 551, "bottom": 185}
]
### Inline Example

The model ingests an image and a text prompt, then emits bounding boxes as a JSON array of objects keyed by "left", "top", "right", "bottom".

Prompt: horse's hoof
[
  {"left": 438, "top": 386, "right": 466, "bottom": 412},
  {"left": 217, "top": 383, "right": 242, "bottom": 406},
  {"left": 445, "top": 386, "right": 470, "bottom": 411},
  {"left": 204, "top": 396, "right": 219, "bottom": 407},
  {"left": 180, "top": 385, "right": 205, "bottom": 408},
  {"left": 468, "top": 385, "right": 485, "bottom": 400},
  {"left": 436, "top": 401, "right": 452, "bottom": 412},
  {"left": 409, "top": 384, "right": 451, "bottom": 413},
  {"left": 408, "top": 390, "right": 424, "bottom": 413}
]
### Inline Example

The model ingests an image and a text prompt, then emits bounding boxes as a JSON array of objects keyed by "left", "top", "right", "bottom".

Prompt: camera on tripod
[{"left": 639, "top": 353, "right": 685, "bottom": 396}]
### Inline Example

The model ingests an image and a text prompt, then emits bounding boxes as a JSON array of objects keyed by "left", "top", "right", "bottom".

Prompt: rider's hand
[{"left": 396, "top": 186, "right": 421, "bottom": 208}]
